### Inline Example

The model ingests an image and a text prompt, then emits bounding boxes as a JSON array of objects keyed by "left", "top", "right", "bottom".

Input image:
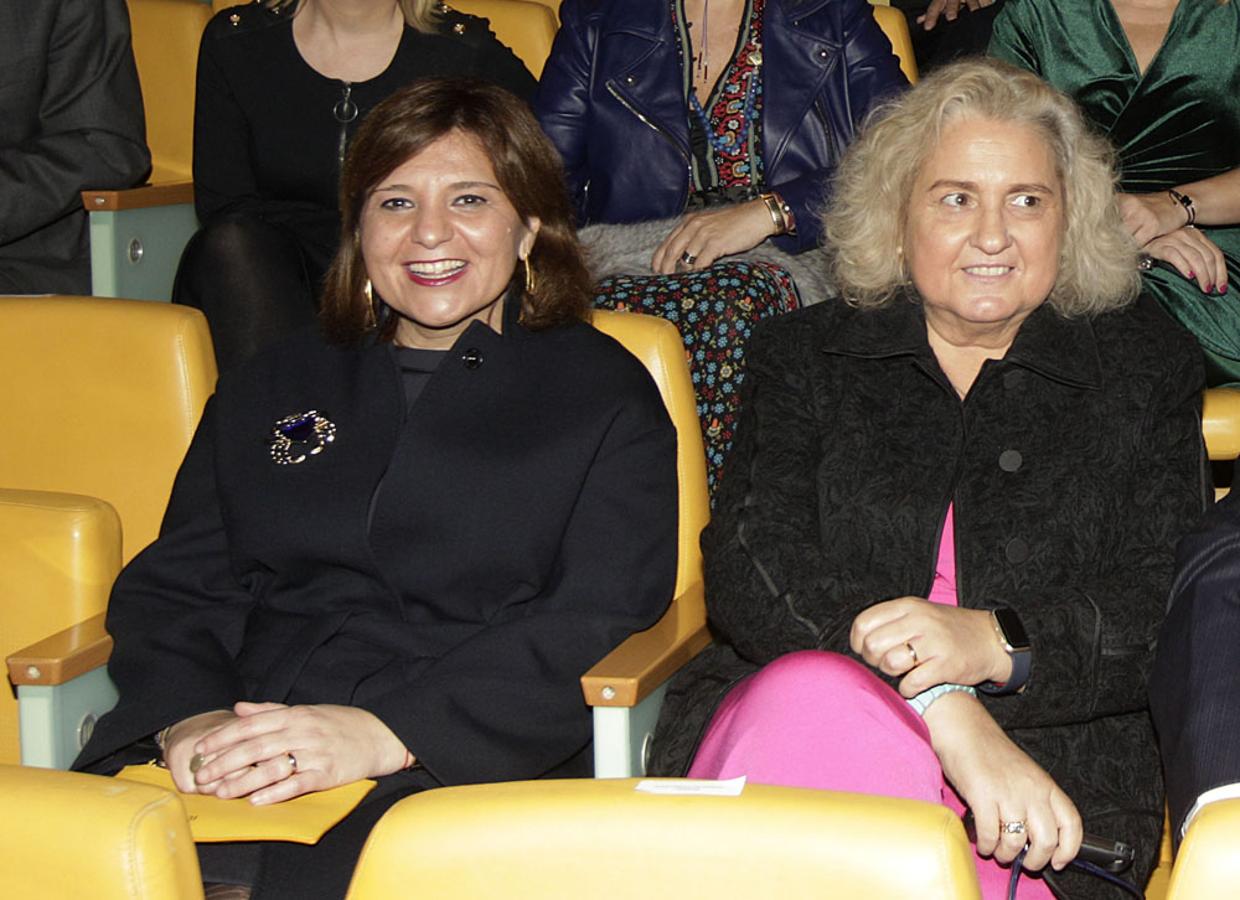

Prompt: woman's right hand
[
  {"left": 162, "top": 709, "right": 238, "bottom": 792},
  {"left": 1143, "top": 226, "right": 1229, "bottom": 295},
  {"left": 924, "top": 691, "right": 1082, "bottom": 872}
]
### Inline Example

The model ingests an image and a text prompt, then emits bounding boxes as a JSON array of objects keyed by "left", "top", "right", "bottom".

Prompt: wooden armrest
[
  {"left": 6, "top": 613, "right": 112, "bottom": 687},
  {"left": 1204, "top": 387, "right": 1240, "bottom": 461},
  {"left": 82, "top": 181, "right": 194, "bottom": 212},
  {"left": 582, "top": 581, "right": 711, "bottom": 708}
]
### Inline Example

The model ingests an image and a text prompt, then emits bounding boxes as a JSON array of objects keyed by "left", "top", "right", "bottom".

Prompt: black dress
[{"left": 173, "top": 3, "right": 537, "bottom": 371}]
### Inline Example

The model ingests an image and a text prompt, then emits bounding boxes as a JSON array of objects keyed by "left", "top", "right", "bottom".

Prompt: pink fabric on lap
[
  {"left": 688, "top": 650, "right": 1053, "bottom": 899},
  {"left": 928, "top": 502, "right": 958, "bottom": 607}
]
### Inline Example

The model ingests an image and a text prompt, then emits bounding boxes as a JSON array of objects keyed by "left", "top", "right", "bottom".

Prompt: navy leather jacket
[{"left": 534, "top": 0, "right": 907, "bottom": 252}]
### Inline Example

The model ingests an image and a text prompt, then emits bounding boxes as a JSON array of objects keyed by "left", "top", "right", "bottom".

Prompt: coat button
[
  {"left": 999, "top": 449, "right": 1023, "bottom": 472},
  {"left": 1003, "top": 369, "right": 1025, "bottom": 390},
  {"left": 816, "top": 48, "right": 830, "bottom": 62},
  {"left": 461, "top": 348, "right": 484, "bottom": 369},
  {"left": 1005, "top": 538, "right": 1030, "bottom": 564},
  {"left": 623, "top": 74, "right": 638, "bottom": 86}
]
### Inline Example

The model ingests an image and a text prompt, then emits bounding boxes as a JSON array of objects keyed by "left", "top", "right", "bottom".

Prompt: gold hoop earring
[
  {"left": 363, "top": 278, "right": 376, "bottom": 329},
  {"left": 523, "top": 257, "right": 536, "bottom": 295}
]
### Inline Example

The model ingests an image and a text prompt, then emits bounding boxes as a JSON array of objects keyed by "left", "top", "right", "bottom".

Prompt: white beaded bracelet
[{"left": 907, "top": 683, "right": 977, "bottom": 716}]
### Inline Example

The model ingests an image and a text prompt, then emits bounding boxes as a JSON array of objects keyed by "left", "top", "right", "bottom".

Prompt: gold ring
[
  {"left": 906, "top": 641, "right": 919, "bottom": 666},
  {"left": 188, "top": 753, "right": 206, "bottom": 774}
]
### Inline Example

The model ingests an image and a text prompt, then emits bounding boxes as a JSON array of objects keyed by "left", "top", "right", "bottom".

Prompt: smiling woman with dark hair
[
  {"left": 172, "top": 0, "right": 537, "bottom": 373},
  {"left": 75, "top": 79, "right": 677, "bottom": 900}
]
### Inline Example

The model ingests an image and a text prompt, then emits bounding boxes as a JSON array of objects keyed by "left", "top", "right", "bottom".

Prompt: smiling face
[
  {"left": 360, "top": 130, "right": 539, "bottom": 349},
  {"left": 905, "top": 117, "right": 1065, "bottom": 348}
]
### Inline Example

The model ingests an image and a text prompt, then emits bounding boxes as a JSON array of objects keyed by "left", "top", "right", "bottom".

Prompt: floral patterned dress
[{"left": 592, "top": 0, "right": 801, "bottom": 494}]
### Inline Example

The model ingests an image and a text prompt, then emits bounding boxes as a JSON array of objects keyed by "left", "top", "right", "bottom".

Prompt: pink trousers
[{"left": 687, "top": 650, "right": 1053, "bottom": 900}]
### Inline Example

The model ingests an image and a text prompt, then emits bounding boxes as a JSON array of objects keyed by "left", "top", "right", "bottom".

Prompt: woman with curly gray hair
[{"left": 651, "top": 58, "right": 1206, "bottom": 898}]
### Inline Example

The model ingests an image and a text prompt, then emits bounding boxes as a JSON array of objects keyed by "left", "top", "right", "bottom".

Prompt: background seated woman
[
  {"left": 76, "top": 79, "right": 677, "bottom": 900},
  {"left": 535, "top": 0, "right": 907, "bottom": 490},
  {"left": 175, "top": 0, "right": 537, "bottom": 372},
  {"left": 990, "top": 0, "right": 1240, "bottom": 386},
  {"left": 650, "top": 59, "right": 1205, "bottom": 899}
]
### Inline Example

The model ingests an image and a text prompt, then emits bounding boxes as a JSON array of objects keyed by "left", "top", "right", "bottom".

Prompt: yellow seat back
[
  {"left": 0, "top": 765, "right": 203, "bottom": 899},
  {"left": 0, "top": 295, "right": 217, "bottom": 564},
  {"left": 449, "top": 0, "right": 559, "bottom": 78},
  {"left": 1203, "top": 387, "right": 1240, "bottom": 500},
  {"left": 871, "top": 3, "right": 919, "bottom": 84},
  {"left": 1167, "top": 798, "right": 1240, "bottom": 900},
  {"left": 127, "top": 0, "right": 214, "bottom": 183},
  {"left": 347, "top": 779, "right": 980, "bottom": 899},
  {"left": 591, "top": 310, "right": 709, "bottom": 598}
]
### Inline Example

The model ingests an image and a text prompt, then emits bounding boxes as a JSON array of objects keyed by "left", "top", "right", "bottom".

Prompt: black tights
[{"left": 173, "top": 214, "right": 322, "bottom": 373}]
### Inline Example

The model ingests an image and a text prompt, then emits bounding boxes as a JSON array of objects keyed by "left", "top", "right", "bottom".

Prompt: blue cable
[{"left": 1006, "top": 848, "right": 1144, "bottom": 899}]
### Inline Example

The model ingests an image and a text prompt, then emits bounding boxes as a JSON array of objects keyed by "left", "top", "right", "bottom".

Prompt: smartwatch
[{"left": 978, "top": 606, "right": 1031, "bottom": 695}]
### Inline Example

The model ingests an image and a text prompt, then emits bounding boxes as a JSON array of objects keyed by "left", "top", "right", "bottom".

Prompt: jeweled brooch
[{"left": 269, "top": 410, "right": 336, "bottom": 465}]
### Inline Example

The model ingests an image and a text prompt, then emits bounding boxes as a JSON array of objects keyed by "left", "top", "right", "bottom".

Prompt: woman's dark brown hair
[{"left": 321, "top": 78, "right": 591, "bottom": 344}]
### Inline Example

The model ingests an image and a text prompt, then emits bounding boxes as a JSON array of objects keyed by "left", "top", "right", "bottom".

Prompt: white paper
[{"left": 634, "top": 775, "right": 747, "bottom": 796}]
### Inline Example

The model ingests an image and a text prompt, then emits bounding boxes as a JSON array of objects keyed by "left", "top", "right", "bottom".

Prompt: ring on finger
[
  {"left": 905, "top": 641, "right": 919, "bottom": 666},
  {"left": 189, "top": 753, "right": 206, "bottom": 774},
  {"left": 1000, "top": 819, "right": 1027, "bottom": 835},
  {"left": 286, "top": 752, "right": 298, "bottom": 773},
  {"left": 679, "top": 250, "right": 698, "bottom": 266}
]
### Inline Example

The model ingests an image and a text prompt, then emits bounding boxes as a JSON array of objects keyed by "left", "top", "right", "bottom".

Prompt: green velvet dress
[{"left": 990, "top": 0, "right": 1240, "bottom": 386}]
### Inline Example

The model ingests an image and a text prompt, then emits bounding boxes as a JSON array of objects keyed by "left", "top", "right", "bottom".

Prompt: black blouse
[{"left": 192, "top": 3, "right": 537, "bottom": 267}]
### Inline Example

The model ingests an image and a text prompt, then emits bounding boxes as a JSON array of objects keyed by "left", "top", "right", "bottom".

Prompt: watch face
[{"left": 994, "top": 607, "right": 1031, "bottom": 653}]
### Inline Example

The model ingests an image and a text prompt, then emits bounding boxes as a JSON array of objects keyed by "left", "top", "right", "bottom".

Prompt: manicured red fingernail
[
  {"left": 1187, "top": 271, "right": 1196, "bottom": 278},
  {"left": 1220, "top": 284, "right": 1229, "bottom": 294}
]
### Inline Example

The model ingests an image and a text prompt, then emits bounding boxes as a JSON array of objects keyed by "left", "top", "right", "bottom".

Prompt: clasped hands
[
  {"left": 851, "top": 597, "right": 1082, "bottom": 873},
  {"left": 1119, "top": 192, "right": 1228, "bottom": 294},
  {"left": 162, "top": 701, "right": 409, "bottom": 806}
]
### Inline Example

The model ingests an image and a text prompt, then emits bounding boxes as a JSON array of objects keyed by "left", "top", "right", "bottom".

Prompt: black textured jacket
[{"left": 652, "top": 292, "right": 1206, "bottom": 895}]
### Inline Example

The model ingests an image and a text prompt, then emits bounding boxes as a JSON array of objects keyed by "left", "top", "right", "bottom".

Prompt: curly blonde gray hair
[{"left": 824, "top": 57, "right": 1139, "bottom": 316}]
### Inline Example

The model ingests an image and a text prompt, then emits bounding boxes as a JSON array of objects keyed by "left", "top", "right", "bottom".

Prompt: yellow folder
[{"left": 117, "top": 764, "right": 376, "bottom": 844}]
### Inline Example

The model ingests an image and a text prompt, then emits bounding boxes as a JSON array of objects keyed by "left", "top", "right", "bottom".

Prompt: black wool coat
[
  {"left": 651, "top": 293, "right": 1206, "bottom": 895},
  {"left": 76, "top": 303, "right": 677, "bottom": 898}
]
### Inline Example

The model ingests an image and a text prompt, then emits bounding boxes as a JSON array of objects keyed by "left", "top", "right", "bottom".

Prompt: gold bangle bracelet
[
  {"left": 759, "top": 192, "right": 788, "bottom": 235},
  {"left": 760, "top": 192, "right": 796, "bottom": 236}
]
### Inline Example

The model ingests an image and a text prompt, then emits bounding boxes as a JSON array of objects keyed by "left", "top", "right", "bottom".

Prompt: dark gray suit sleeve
[
  {"left": 0, "top": 0, "right": 150, "bottom": 245},
  {"left": 1151, "top": 465, "right": 1240, "bottom": 842}
]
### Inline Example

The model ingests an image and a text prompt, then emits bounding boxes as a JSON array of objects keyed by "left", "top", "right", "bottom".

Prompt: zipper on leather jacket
[
  {"left": 605, "top": 81, "right": 692, "bottom": 209},
  {"left": 812, "top": 98, "right": 834, "bottom": 158}
]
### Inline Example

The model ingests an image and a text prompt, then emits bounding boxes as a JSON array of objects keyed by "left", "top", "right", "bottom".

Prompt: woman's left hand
[
  {"left": 850, "top": 596, "right": 1012, "bottom": 695},
  {"left": 189, "top": 701, "right": 410, "bottom": 805},
  {"left": 1117, "top": 192, "right": 1190, "bottom": 246},
  {"left": 650, "top": 199, "right": 779, "bottom": 275}
]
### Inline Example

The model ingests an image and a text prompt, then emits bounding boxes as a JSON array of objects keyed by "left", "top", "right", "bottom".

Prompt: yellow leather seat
[
  {"left": 1165, "top": 798, "right": 1240, "bottom": 900},
  {"left": 347, "top": 778, "right": 981, "bottom": 899},
  {"left": 86, "top": 0, "right": 211, "bottom": 300},
  {"left": 0, "top": 295, "right": 216, "bottom": 766},
  {"left": 870, "top": 3, "right": 919, "bottom": 84},
  {"left": 0, "top": 764, "right": 203, "bottom": 899},
  {"left": 449, "top": 0, "right": 559, "bottom": 77},
  {"left": 585, "top": 310, "right": 711, "bottom": 777}
]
